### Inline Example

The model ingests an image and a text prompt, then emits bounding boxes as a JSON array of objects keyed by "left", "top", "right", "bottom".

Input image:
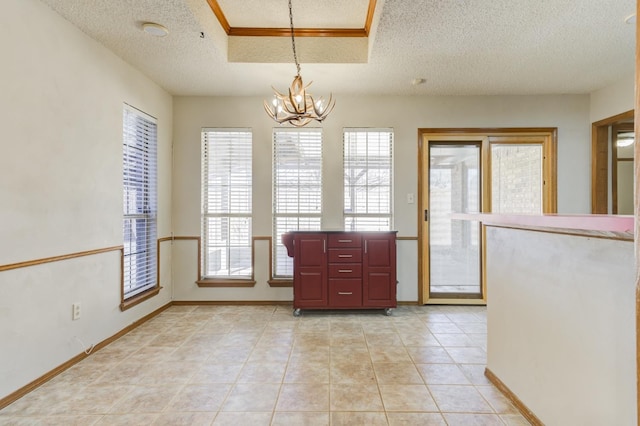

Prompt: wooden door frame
[
  {"left": 417, "top": 128, "right": 558, "bottom": 305},
  {"left": 591, "top": 109, "right": 634, "bottom": 213},
  {"left": 612, "top": 122, "right": 635, "bottom": 214}
]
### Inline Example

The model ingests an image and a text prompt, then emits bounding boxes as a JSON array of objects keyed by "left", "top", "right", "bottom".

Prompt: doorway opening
[{"left": 591, "top": 110, "right": 635, "bottom": 214}]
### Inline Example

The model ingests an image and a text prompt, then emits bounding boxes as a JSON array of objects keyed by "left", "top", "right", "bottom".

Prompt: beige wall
[
  {"left": 172, "top": 94, "right": 591, "bottom": 303},
  {"left": 0, "top": 0, "right": 173, "bottom": 399},
  {"left": 618, "top": 161, "right": 635, "bottom": 214}
]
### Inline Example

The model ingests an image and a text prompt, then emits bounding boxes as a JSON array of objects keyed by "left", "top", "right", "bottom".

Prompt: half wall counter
[{"left": 453, "top": 213, "right": 636, "bottom": 425}]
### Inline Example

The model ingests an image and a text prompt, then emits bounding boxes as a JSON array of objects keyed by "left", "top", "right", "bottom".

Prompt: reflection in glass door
[
  {"left": 428, "top": 144, "right": 481, "bottom": 297},
  {"left": 491, "top": 144, "right": 543, "bottom": 214}
]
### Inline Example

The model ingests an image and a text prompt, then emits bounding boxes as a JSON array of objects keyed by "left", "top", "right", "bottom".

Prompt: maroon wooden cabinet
[
  {"left": 362, "top": 233, "right": 397, "bottom": 307},
  {"left": 292, "top": 233, "right": 327, "bottom": 308},
  {"left": 284, "top": 231, "right": 397, "bottom": 315}
]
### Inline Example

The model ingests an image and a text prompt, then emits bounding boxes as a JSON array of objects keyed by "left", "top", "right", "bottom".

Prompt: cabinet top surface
[{"left": 285, "top": 230, "right": 398, "bottom": 234}]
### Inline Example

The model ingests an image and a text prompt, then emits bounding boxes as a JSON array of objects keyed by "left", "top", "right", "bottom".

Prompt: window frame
[
  {"left": 199, "top": 128, "right": 254, "bottom": 286},
  {"left": 121, "top": 104, "right": 158, "bottom": 309},
  {"left": 272, "top": 128, "right": 323, "bottom": 279},
  {"left": 343, "top": 128, "right": 394, "bottom": 231}
]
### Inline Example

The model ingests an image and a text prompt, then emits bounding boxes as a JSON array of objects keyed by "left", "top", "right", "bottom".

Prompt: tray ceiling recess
[{"left": 206, "top": 0, "right": 378, "bottom": 63}]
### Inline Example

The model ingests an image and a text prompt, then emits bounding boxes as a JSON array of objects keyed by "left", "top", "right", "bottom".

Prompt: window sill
[
  {"left": 197, "top": 279, "right": 256, "bottom": 288},
  {"left": 268, "top": 279, "right": 293, "bottom": 287},
  {"left": 120, "top": 286, "right": 161, "bottom": 311}
]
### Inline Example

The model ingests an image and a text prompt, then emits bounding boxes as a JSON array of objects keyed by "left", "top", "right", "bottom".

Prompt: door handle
[{"left": 424, "top": 209, "right": 429, "bottom": 221}]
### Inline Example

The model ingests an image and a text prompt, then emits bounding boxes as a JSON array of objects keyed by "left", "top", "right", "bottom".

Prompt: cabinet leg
[
  {"left": 384, "top": 308, "right": 393, "bottom": 316},
  {"left": 293, "top": 308, "right": 301, "bottom": 317}
]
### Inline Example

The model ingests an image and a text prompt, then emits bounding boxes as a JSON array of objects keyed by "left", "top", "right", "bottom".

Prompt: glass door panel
[
  {"left": 491, "top": 144, "right": 543, "bottom": 214},
  {"left": 428, "top": 144, "right": 481, "bottom": 297}
]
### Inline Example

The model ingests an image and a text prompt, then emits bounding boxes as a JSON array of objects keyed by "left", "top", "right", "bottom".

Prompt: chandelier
[{"left": 264, "top": 0, "right": 335, "bottom": 127}]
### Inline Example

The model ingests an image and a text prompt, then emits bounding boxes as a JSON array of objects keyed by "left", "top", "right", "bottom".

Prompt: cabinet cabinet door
[
  {"left": 362, "top": 233, "right": 397, "bottom": 307},
  {"left": 293, "top": 233, "right": 327, "bottom": 308}
]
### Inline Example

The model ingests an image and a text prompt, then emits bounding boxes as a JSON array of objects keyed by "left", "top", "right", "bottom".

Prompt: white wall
[
  {"left": 486, "top": 226, "right": 636, "bottom": 425},
  {"left": 172, "top": 94, "right": 590, "bottom": 303},
  {"left": 590, "top": 72, "right": 635, "bottom": 122},
  {"left": 0, "top": 0, "right": 173, "bottom": 400}
]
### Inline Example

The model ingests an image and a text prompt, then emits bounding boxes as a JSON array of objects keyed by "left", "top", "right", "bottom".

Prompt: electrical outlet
[{"left": 72, "top": 303, "right": 81, "bottom": 320}]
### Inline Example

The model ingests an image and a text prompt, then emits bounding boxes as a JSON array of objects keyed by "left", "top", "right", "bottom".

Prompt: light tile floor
[{"left": 0, "top": 304, "right": 531, "bottom": 425}]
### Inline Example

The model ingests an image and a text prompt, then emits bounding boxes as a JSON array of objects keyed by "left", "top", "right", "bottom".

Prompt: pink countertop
[{"left": 451, "top": 213, "right": 634, "bottom": 239}]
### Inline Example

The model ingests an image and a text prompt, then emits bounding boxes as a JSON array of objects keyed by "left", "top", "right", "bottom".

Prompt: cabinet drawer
[
  {"left": 329, "top": 263, "right": 362, "bottom": 278},
  {"left": 328, "top": 248, "right": 362, "bottom": 263},
  {"left": 328, "top": 233, "right": 362, "bottom": 248},
  {"left": 329, "top": 279, "right": 362, "bottom": 307}
]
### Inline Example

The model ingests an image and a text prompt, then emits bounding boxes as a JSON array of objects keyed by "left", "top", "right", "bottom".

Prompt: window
[
  {"left": 273, "top": 128, "right": 323, "bottom": 277},
  {"left": 343, "top": 128, "right": 393, "bottom": 230},
  {"left": 122, "top": 105, "right": 157, "bottom": 300},
  {"left": 201, "top": 129, "right": 252, "bottom": 279}
]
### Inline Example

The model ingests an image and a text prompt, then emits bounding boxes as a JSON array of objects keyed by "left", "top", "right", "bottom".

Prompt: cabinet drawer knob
[
  {"left": 338, "top": 254, "right": 352, "bottom": 258},
  {"left": 338, "top": 292, "right": 353, "bottom": 295},
  {"left": 338, "top": 269, "right": 353, "bottom": 273},
  {"left": 338, "top": 239, "right": 352, "bottom": 243}
]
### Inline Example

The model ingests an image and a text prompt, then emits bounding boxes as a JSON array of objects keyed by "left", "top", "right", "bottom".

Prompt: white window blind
[
  {"left": 273, "top": 129, "right": 323, "bottom": 277},
  {"left": 201, "top": 128, "right": 253, "bottom": 278},
  {"left": 123, "top": 105, "right": 157, "bottom": 299},
  {"left": 343, "top": 128, "right": 393, "bottom": 231}
]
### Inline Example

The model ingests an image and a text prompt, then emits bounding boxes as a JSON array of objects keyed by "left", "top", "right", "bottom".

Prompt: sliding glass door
[{"left": 420, "top": 130, "right": 556, "bottom": 304}]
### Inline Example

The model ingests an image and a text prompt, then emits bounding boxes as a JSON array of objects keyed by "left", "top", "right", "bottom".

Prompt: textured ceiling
[{"left": 39, "top": 0, "right": 636, "bottom": 97}]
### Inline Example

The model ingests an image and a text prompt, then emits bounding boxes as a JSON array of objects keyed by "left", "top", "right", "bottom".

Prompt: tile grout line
[{"left": 0, "top": 304, "right": 530, "bottom": 425}]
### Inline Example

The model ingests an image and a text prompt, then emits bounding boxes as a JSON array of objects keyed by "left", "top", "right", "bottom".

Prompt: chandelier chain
[{"left": 288, "top": 0, "right": 301, "bottom": 76}]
